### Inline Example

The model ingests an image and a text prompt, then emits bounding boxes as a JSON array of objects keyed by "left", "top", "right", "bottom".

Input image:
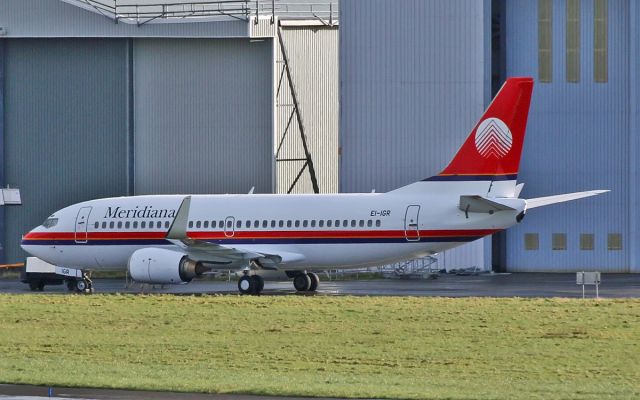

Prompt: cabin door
[
  {"left": 74, "top": 207, "right": 93, "bottom": 244},
  {"left": 404, "top": 205, "right": 420, "bottom": 242},
  {"left": 224, "top": 216, "right": 235, "bottom": 237}
]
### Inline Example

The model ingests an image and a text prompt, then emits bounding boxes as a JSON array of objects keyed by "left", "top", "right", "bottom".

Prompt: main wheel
[
  {"left": 238, "top": 275, "right": 255, "bottom": 295},
  {"left": 37, "top": 281, "right": 45, "bottom": 291},
  {"left": 251, "top": 275, "right": 264, "bottom": 294},
  {"left": 66, "top": 280, "right": 76, "bottom": 291},
  {"left": 293, "top": 273, "right": 311, "bottom": 292},
  {"left": 29, "top": 281, "right": 39, "bottom": 291},
  {"left": 307, "top": 272, "right": 320, "bottom": 292}
]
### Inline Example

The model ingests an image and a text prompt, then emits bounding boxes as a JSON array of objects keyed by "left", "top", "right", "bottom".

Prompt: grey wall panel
[
  {"left": 339, "top": 0, "right": 491, "bottom": 269},
  {"left": 133, "top": 38, "right": 273, "bottom": 195},
  {"left": 0, "top": 0, "right": 248, "bottom": 38},
  {"left": 4, "top": 38, "right": 128, "bottom": 262},
  {"left": 276, "top": 26, "right": 339, "bottom": 194},
  {"left": 505, "top": 0, "right": 631, "bottom": 272}
]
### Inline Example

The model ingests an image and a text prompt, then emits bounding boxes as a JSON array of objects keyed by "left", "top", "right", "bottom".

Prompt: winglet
[{"left": 166, "top": 196, "right": 191, "bottom": 239}]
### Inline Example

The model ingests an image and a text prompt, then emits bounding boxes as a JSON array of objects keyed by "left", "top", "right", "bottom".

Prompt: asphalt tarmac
[{"left": 1, "top": 272, "right": 639, "bottom": 298}]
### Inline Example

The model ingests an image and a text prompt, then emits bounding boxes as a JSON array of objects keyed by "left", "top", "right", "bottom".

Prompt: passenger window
[
  {"left": 204, "top": 221, "right": 209, "bottom": 229},
  {"left": 254, "top": 220, "right": 259, "bottom": 228},
  {"left": 278, "top": 220, "right": 284, "bottom": 228},
  {"left": 117, "top": 221, "right": 123, "bottom": 229},
  {"left": 335, "top": 220, "right": 340, "bottom": 227},
  {"left": 149, "top": 221, "right": 154, "bottom": 228},
  {"left": 236, "top": 220, "right": 242, "bottom": 229},
  {"left": 263, "top": 220, "right": 268, "bottom": 228},
  {"left": 196, "top": 221, "right": 201, "bottom": 228},
  {"left": 163, "top": 221, "right": 168, "bottom": 228},
  {"left": 287, "top": 220, "right": 292, "bottom": 228},
  {"left": 319, "top": 220, "right": 324, "bottom": 228},
  {"left": 125, "top": 221, "right": 130, "bottom": 229},
  {"left": 367, "top": 220, "right": 373, "bottom": 227},
  {"left": 188, "top": 221, "right": 194, "bottom": 228},
  {"left": 102, "top": 221, "right": 107, "bottom": 229},
  {"left": 227, "top": 220, "right": 232, "bottom": 228},
  {"left": 343, "top": 220, "right": 349, "bottom": 227},
  {"left": 351, "top": 220, "right": 356, "bottom": 227},
  {"left": 271, "top": 220, "right": 276, "bottom": 228},
  {"left": 133, "top": 221, "right": 138, "bottom": 229},
  {"left": 303, "top": 220, "right": 308, "bottom": 228},
  {"left": 311, "top": 220, "right": 316, "bottom": 227},
  {"left": 94, "top": 222, "right": 99, "bottom": 229},
  {"left": 110, "top": 221, "right": 115, "bottom": 229},
  {"left": 327, "top": 220, "right": 332, "bottom": 228},
  {"left": 359, "top": 220, "right": 364, "bottom": 227},
  {"left": 245, "top": 220, "right": 251, "bottom": 228},
  {"left": 376, "top": 220, "right": 381, "bottom": 227},
  {"left": 141, "top": 221, "right": 146, "bottom": 229},
  {"left": 295, "top": 220, "right": 300, "bottom": 228}
]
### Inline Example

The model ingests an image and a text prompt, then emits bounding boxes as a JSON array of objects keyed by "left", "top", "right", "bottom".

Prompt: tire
[
  {"left": 252, "top": 275, "right": 264, "bottom": 294},
  {"left": 76, "top": 280, "right": 87, "bottom": 292},
  {"left": 37, "top": 281, "right": 45, "bottom": 291},
  {"left": 66, "top": 281, "right": 76, "bottom": 291},
  {"left": 29, "top": 281, "right": 39, "bottom": 291},
  {"left": 293, "top": 273, "right": 312, "bottom": 292},
  {"left": 307, "top": 272, "right": 320, "bottom": 292},
  {"left": 237, "top": 275, "right": 255, "bottom": 295}
]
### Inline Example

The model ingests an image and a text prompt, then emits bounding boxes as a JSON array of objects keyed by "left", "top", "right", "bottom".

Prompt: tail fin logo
[{"left": 474, "top": 118, "right": 513, "bottom": 159}]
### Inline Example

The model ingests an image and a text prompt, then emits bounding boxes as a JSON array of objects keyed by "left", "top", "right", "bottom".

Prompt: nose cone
[{"left": 21, "top": 226, "right": 45, "bottom": 257}]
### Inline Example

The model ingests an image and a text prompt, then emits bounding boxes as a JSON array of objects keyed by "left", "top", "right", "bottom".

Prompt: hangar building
[{"left": 1, "top": 0, "right": 638, "bottom": 273}]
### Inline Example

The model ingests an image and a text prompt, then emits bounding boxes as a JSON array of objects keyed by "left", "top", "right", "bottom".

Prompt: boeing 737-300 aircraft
[{"left": 21, "top": 77, "right": 607, "bottom": 294}]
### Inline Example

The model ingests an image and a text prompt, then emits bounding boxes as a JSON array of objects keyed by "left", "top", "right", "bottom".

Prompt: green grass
[{"left": 0, "top": 295, "right": 638, "bottom": 399}]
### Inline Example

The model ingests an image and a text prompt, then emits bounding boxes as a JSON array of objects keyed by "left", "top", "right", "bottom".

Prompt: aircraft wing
[
  {"left": 165, "top": 196, "right": 304, "bottom": 269},
  {"left": 525, "top": 190, "right": 609, "bottom": 209}
]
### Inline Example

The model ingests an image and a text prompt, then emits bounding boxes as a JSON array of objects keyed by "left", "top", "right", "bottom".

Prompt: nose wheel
[
  {"left": 74, "top": 273, "right": 94, "bottom": 294},
  {"left": 238, "top": 274, "right": 264, "bottom": 295}
]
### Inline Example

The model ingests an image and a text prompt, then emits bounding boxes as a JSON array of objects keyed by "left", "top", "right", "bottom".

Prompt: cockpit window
[{"left": 42, "top": 217, "right": 58, "bottom": 229}]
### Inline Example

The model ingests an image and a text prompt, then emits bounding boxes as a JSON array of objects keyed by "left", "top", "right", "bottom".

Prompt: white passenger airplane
[{"left": 22, "top": 77, "right": 606, "bottom": 294}]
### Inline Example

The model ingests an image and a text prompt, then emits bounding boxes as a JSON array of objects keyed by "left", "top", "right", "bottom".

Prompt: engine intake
[{"left": 128, "top": 248, "right": 206, "bottom": 284}]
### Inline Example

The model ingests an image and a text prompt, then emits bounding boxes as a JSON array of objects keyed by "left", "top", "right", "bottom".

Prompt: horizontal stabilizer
[
  {"left": 459, "top": 195, "right": 516, "bottom": 213},
  {"left": 526, "top": 190, "right": 609, "bottom": 209}
]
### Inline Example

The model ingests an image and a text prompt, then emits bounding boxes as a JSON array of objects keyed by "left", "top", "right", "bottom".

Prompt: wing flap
[{"left": 525, "top": 190, "right": 609, "bottom": 209}]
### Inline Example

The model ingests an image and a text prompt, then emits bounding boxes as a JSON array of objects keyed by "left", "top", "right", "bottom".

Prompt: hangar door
[
  {"left": 133, "top": 39, "right": 273, "bottom": 195},
  {"left": 3, "top": 39, "right": 128, "bottom": 263}
]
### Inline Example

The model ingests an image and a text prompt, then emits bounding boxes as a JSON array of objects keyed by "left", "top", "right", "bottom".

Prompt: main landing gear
[
  {"left": 292, "top": 271, "right": 319, "bottom": 293},
  {"left": 237, "top": 273, "right": 265, "bottom": 295}
]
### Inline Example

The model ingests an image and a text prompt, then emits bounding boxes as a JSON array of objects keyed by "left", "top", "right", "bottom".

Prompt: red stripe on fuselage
[{"left": 23, "top": 229, "right": 499, "bottom": 241}]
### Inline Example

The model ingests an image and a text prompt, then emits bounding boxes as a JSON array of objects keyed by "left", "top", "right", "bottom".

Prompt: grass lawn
[{"left": 0, "top": 294, "right": 638, "bottom": 399}]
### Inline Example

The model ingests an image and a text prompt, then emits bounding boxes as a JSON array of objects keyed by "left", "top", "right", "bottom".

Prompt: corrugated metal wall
[
  {"left": 276, "top": 25, "right": 339, "bottom": 194},
  {"left": 0, "top": 0, "right": 248, "bottom": 38},
  {"left": 339, "top": 0, "right": 491, "bottom": 269},
  {"left": 505, "top": 0, "right": 633, "bottom": 272},
  {"left": 4, "top": 38, "right": 128, "bottom": 262},
  {"left": 133, "top": 39, "right": 273, "bottom": 195}
]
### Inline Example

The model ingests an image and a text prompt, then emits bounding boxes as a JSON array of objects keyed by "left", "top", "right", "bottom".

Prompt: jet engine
[{"left": 128, "top": 248, "right": 206, "bottom": 284}]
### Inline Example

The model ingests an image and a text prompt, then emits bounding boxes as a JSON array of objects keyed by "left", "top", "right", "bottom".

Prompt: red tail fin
[{"left": 429, "top": 77, "right": 534, "bottom": 181}]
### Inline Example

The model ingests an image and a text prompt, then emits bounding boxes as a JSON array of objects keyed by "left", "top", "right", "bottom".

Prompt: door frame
[
  {"left": 404, "top": 205, "right": 420, "bottom": 242},
  {"left": 74, "top": 206, "right": 93, "bottom": 244}
]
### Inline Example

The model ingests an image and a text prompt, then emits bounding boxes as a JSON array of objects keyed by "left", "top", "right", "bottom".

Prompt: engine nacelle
[{"left": 128, "top": 248, "right": 206, "bottom": 284}]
